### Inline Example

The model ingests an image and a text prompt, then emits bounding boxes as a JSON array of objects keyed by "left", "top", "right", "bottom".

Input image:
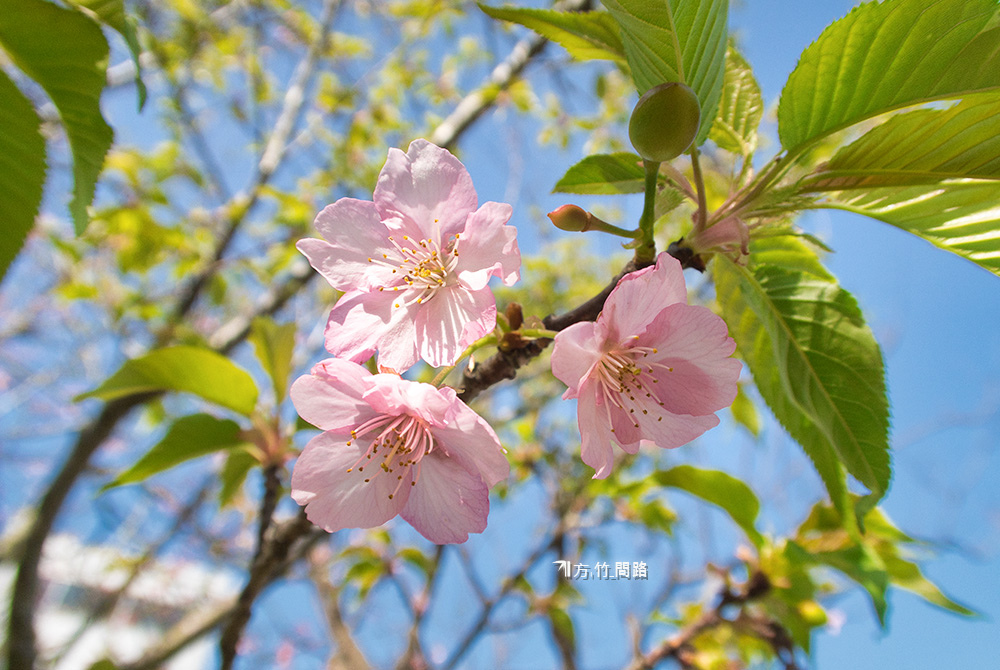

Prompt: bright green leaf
[
  {"left": 69, "top": 0, "right": 147, "bottom": 109},
  {"left": 713, "top": 255, "right": 890, "bottom": 526},
  {"left": 819, "top": 181, "right": 1000, "bottom": 278},
  {"left": 809, "top": 542, "right": 890, "bottom": 625},
  {"left": 553, "top": 152, "right": 646, "bottom": 194},
  {"left": 218, "top": 447, "right": 258, "bottom": 507},
  {"left": 248, "top": 317, "right": 297, "bottom": 402},
  {"left": 547, "top": 607, "right": 576, "bottom": 650},
  {"left": 745, "top": 234, "right": 834, "bottom": 281},
  {"left": 602, "top": 0, "right": 728, "bottom": 144},
  {"left": 654, "top": 465, "right": 763, "bottom": 547},
  {"left": 76, "top": 346, "right": 259, "bottom": 416},
  {"left": 778, "top": 0, "right": 1000, "bottom": 154},
  {"left": 803, "top": 97, "right": 1000, "bottom": 190},
  {"left": 709, "top": 45, "right": 762, "bottom": 156},
  {"left": 729, "top": 382, "right": 761, "bottom": 438},
  {"left": 0, "top": 69, "right": 46, "bottom": 284},
  {"left": 104, "top": 414, "right": 250, "bottom": 489},
  {"left": 478, "top": 4, "right": 625, "bottom": 63},
  {"left": 0, "top": 0, "right": 114, "bottom": 234},
  {"left": 882, "top": 554, "right": 977, "bottom": 617}
]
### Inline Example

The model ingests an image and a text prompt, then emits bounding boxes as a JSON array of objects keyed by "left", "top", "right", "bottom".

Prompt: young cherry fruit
[{"left": 628, "top": 82, "right": 701, "bottom": 162}]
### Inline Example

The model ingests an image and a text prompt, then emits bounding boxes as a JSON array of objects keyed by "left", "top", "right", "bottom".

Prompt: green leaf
[
  {"left": 729, "top": 382, "right": 761, "bottom": 438},
  {"left": 778, "top": 0, "right": 1000, "bottom": 154},
  {"left": 811, "top": 542, "right": 890, "bottom": 625},
  {"left": 881, "top": 554, "right": 977, "bottom": 617},
  {"left": 104, "top": 414, "right": 251, "bottom": 489},
  {"left": 76, "top": 346, "right": 259, "bottom": 416},
  {"left": 803, "top": 97, "right": 1000, "bottom": 190},
  {"left": 654, "top": 465, "right": 763, "bottom": 548},
  {"left": 478, "top": 4, "right": 625, "bottom": 63},
  {"left": 218, "top": 447, "right": 258, "bottom": 507},
  {"left": 0, "top": 0, "right": 114, "bottom": 234},
  {"left": 0, "top": 69, "right": 46, "bottom": 284},
  {"left": 819, "top": 181, "right": 1000, "bottom": 278},
  {"left": 709, "top": 45, "right": 762, "bottom": 156},
  {"left": 69, "top": 0, "right": 147, "bottom": 109},
  {"left": 713, "top": 255, "right": 890, "bottom": 525},
  {"left": 547, "top": 608, "right": 576, "bottom": 650},
  {"left": 602, "top": 0, "right": 729, "bottom": 144},
  {"left": 248, "top": 317, "right": 297, "bottom": 402},
  {"left": 745, "top": 234, "right": 834, "bottom": 281},
  {"left": 553, "top": 152, "right": 646, "bottom": 194}
]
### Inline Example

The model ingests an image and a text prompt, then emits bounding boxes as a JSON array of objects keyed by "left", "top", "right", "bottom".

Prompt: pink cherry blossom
[
  {"left": 289, "top": 358, "right": 510, "bottom": 544},
  {"left": 297, "top": 139, "right": 520, "bottom": 372},
  {"left": 551, "top": 252, "right": 741, "bottom": 478}
]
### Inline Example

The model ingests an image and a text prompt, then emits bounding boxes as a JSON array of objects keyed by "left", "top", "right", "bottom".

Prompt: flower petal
[
  {"left": 325, "top": 289, "right": 420, "bottom": 372},
  {"left": 361, "top": 375, "right": 455, "bottom": 426},
  {"left": 601, "top": 252, "right": 688, "bottom": 342},
  {"left": 551, "top": 321, "right": 603, "bottom": 399},
  {"left": 454, "top": 202, "right": 519, "bottom": 289},
  {"left": 431, "top": 388, "right": 510, "bottom": 488},
  {"left": 415, "top": 284, "right": 496, "bottom": 368},
  {"left": 298, "top": 199, "right": 396, "bottom": 291},
  {"left": 577, "top": 383, "right": 617, "bottom": 479},
  {"left": 291, "top": 432, "right": 407, "bottom": 532},
  {"left": 640, "top": 303, "right": 741, "bottom": 415},
  {"left": 400, "top": 453, "right": 490, "bottom": 544},
  {"left": 610, "top": 398, "right": 720, "bottom": 450},
  {"left": 374, "top": 139, "right": 478, "bottom": 242},
  {"left": 289, "top": 359, "right": 376, "bottom": 432}
]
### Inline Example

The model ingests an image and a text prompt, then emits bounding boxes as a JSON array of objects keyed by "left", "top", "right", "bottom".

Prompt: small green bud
[
  {"left": 628, "top": 82, "right": 700, "bottom": 162},
  {"left": 547, "top": 204, "right": 592, "bottom": 232}
]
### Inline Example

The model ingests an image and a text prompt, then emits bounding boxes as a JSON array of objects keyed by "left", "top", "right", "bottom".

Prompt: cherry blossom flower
[
  {"left": 551, "top": 252, "right": 741, "bottom": 478},
  {"left": 297, "top": 139, "right": 520, "bottom": 372},
  {"left": 289, "top": 358, "right": 510, "bottom": 544}
]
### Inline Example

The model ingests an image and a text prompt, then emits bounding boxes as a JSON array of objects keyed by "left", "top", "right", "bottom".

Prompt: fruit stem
[{"left": 635, "top": 159, "right": 660, "bottom": 264}]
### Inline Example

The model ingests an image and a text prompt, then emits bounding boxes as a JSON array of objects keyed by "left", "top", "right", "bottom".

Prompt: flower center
[
  {"left": 345, "top": 413, "right": 434, "bottom": 499},
  {"left": 367, "top": 231, "right": 461, "bottom": 309},
  {"left": 592, "top": 338, "right": 673, "bottom": 431}
]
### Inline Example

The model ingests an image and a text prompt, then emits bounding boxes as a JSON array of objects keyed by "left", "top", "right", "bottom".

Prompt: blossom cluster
[{"left": 290, "top": 140, "right": 740, "bottom": 544}]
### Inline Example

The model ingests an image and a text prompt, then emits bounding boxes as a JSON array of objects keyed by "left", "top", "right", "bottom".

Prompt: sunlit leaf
[
  {"left": 218, "top": 448, "right": 258, "bottom": 507},
  {"left": 602, "top": 0, "right": 728, "bottom": 144},
  {"left": 714, "top": 249, "right": 890, "bottom": 527},
  {"left": 478, "top": 4, "right": 625, "bottom": 63},
  {"left": 69, "top": 0, "right": 147, "bottom": 109},
  {"left": 819, "top": 181, "right": 1000, "bottom": 278},
  {"left": 553, "top": 152, "right": 646, "bottom": 194},
  {"left": 76, "top": 346, "right": 259, "bottom": 416},
  {"left": 654, "top": 465, "right": 763, "bottom": 547},
  {"left": 709, "top": 45, "right": 762, "bottom": 155},
  {"left": 729, "top": 382, "right": 761, "bottom": 438},
  {"left": 803, "top": 97, "right": 1000, "bottom": 190},
  {"left": 0, "top": 70, "right": 46, "bottom": 284},
  {"left": 104, "top": 414, "right": 251, "bottom": 489},
  {"left": 249, "top": 318, "right": 297, "bottom": 402},
  {"left": 778, "top": 0, "right": 1000, "bottom": 154},
  {"left": 882, "top": 554, "right": 977, "bottom": 617},
  {"left": 0, "top": 0, "right": 114, "bottom": 234}
]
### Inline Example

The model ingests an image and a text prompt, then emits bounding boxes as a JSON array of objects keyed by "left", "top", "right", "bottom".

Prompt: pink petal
[
  {"left": 431, "top": 390, "right": 510, "bottom": 488},
  {"left": 298, "top": 199, "right": 396, "bottom": 291},
  {"left": 639, "top": 303, "right": 741, "bottom": 415},
  {"left": 608, "top": 392, "right": 720, "bottom": 450},
  {"left": 400, "top": 453, "right": 490, "bottom": 544},
  {"left": 454, "top": 202, "right": 519, "bottom": 289},
  {"left": 415, "top": 284, "right": 496, "bottom": 368},
  {"left": 374, "top": 139, "right": 478, "bottom": 242},
  {"left": 291, "top": 432, "right": 407, "bottom": 532},
  {"left": 601, "top": 252, "right": 688, "bottom": 342},
  {"left": 361, "top": 375, "right": 455, "bottom": 426},
  {"left": 577, "top": 383, "right": 617, "bottom": 479},
  {"left": 289, "top": 359, "right": 377, "bottom": 432},
  {"left": 325, "top": 289, "right": 420, "bottom": 372},
  {"left": 551, "top": 321, "right": 603, "bottom": 399}
]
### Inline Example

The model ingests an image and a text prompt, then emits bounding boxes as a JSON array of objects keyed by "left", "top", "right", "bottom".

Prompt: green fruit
[{"left": 628, "top": 82, "right": 700, "bottom": 162}]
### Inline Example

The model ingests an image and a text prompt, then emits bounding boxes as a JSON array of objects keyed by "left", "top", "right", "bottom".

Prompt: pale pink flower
[
  {"left": 298, "top": 139, "right": 520, "bottom": 371},
  {"left": 551, "top": 253, "right": 741, "bottom": 478},
  {"left": 290, "top": 358, "right": 510, "bottom": 544}
]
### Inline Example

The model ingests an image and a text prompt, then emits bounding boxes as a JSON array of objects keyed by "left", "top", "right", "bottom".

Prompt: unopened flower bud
[
  {"left": 628, "top": 82, "right": 701, "bottom": 162},
  {"left": 547, "top": 204, "right": 593, "bottom": 232}
]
